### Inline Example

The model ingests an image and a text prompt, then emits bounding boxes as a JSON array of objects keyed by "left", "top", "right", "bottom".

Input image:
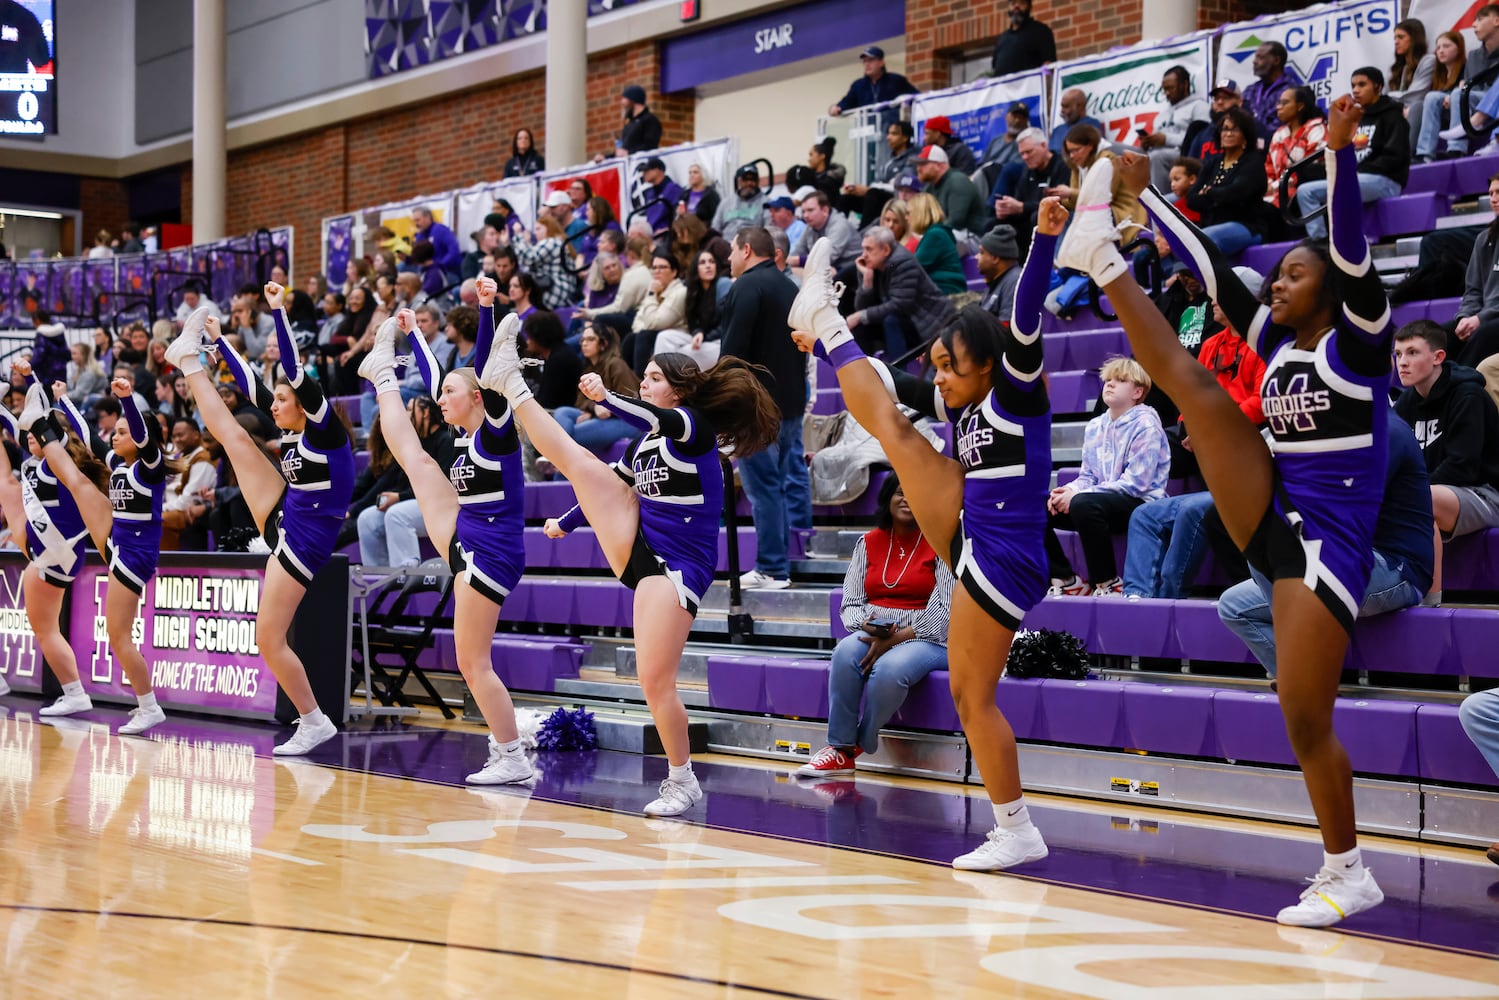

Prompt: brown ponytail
[{"left": 653, "top": 353, "right": 781, "bottom": 456}]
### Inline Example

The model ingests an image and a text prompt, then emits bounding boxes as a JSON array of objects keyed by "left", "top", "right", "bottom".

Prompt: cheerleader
[
  {"left": 165, "top": 283, "right": 355, "bottom": 755},
  {"left": 787, "top": 214, "right": 1059, "bottom": 870},
  {"left": 18, "top": 366, "right": 182, "bottom": 735},
  {"left": 481, "top": 332, "right": 778, "bottom": 816},
  {"left": 1054, "top": 96, "right": 1388, "bottom": 926},
  {"left": 355, "top": 280, "right": 533, "bottom": 785},
  {"left": 0, "top": 372, "right": 105, "bottom": 712}
]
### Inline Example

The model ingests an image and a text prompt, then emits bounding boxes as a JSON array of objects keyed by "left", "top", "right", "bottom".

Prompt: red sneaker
[{"left": 797, "top": 745, "right": 860, "bottom": 777}]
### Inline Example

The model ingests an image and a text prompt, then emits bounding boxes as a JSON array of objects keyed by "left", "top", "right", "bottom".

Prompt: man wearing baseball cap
[
  {"left": 913, "top": 143, "right": 989, "bottom": 235},
  {"left": 920, "top": 115, "right": 978, "bottom": 176},
  {"left": 977, "top": 225, "right": 1023, "bottom": 325},
  {"left": 637, "top": 157, "right": 683, "bottom": 235},
  {"left": 765, "top": 196, "right": 805, "bottom": 247},
  {"left": 828, "top": 45, "right": 919, "bottom": 117},
  {"left": 712, "top": 164, "right": 770, "bottom": 243},
  {"left": 1190, "top": 81, "right": 1247, "bottom": 160}
]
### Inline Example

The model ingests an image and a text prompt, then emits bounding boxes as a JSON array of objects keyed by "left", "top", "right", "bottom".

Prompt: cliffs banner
[
  {"left": 1216, "top": 0, "right": 1399, "bottom": 107},
  {"left": 912, "top": 70, "right": 1048, "bottom": 159},
  {"left": 627, "top": 138, "right": 738, "bottom": 214},
  {"left": 1052, "top": 32, "right": 1215, "bottom": 146}
]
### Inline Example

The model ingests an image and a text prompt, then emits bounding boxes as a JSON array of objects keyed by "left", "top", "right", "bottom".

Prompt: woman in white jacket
[{"left": 626, "top": 251, "right": 688, "bottom": 373}]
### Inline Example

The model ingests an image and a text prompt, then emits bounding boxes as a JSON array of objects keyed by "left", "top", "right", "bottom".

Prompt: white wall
[
  {"left": 0, "top": 0, "right": 135, "bottom": 158},
  {"left": 694, "top": 43, "right": 905, "bottom": 180}
]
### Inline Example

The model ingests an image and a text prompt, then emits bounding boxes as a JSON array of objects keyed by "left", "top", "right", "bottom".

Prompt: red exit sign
[{"left": 680, "top": 0, "right": 700, "bottom": 22}]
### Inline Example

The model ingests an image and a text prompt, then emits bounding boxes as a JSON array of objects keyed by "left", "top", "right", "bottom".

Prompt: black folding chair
[{"left": 349, "top": 565, "right": 458, "bottom": 719}]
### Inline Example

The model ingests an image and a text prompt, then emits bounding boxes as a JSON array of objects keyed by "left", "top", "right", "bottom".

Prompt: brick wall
[
  {"left": 79, "top": 179, "right": 130, "bottom": 246},
  {"left": 1199, "top": 0, "right": 1305, "bottom": 29}
]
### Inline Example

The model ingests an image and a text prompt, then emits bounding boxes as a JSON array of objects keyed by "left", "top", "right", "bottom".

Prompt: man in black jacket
[
  {"left": 719, "top": 227, "right": 810, "bottom": 590},
  {"left": 608, "top": 84, "right": 662, "bottom": 159},
  {"left": 1296, "top": 67, "right": 1409, "bottom": 239},
  {"left": 990, "top": 0, "right": 1055, "bottom": 78},
  {"left": 849, "top": 226, "right": 956, "bottom": 359},
  {"left": 1394, "top": 322, "right": 1499, "bottom": 568}
]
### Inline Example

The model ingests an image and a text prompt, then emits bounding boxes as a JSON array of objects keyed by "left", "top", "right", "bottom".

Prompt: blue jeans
[
  {"left": 553, "top": 405, "right": 636, "bottom": 452},
  {"left": 357, "top": 498, "right": 428, "bottom": 567},
  {"left": 1216, "top": 550, "right": 1424, "bottom": 675},
  {"left": 1297, "top": 173, "right": 1404, "bottom": 239},
  {"left": 1459, "top": 689, "right": 1499, "bottom": 781},
  {"left": 1122, "top": 492, "right": 1216, "bottom": 599},
  {"left": 1200, "top": 222, "right": 1260, "bottom": 257},
  {"left": 738, "top": 416, "right": 811, "bottom": 578},
  {"left": 1416, "top": 89, "right": 1466, "bottom": 157},
  {"left": 827, "top": 631, "right": 948, "bottom": 752}
]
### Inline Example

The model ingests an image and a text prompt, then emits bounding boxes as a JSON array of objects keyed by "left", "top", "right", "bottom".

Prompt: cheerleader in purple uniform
[
  {"left": 166, "top": 282, "right": 355, "bottom": 756},
  {"left": 1054, "top": 95, "right": 1389, "bottom": 926},
  {"left": 786, "top": 203, "right": 1064, "bottom": 872},
  {"left": 0, "top": 364, "right": 106, "bottom": 712},
  {"left": 19, "top": 367, "right": 183, "bottom": 736},
  {"left": 480, "top": 331, "right": 778, "bottom": 817},
  {"left": 355, "top": 278, "right": 533, "bottom": 785}
]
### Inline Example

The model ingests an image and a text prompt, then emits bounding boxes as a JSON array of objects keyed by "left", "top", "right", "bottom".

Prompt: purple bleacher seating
[
  {"left": 1094, "top": 597, "right": 1180, "bottom": 659},
  {"left": 1416, "top": 704, "right": 1499, "bottom": 786},
  {"left": 1125, "top": 685, "right": 1216, "bottom": 756},
  {"left": 930, "top": 422, "right": 952, "bottom": 456},
  {"left": 1212, "top": 690, "right": 1298, "bottom": 766},
  {"left": 890, "top": 670, "right": 961, "bottom": 731},
  {"left": 995, "top": 676, "right": 1045, "bottom": 740},
  {"left": 1238, "top": 241, "right": 1296, "bottom": 275},
  {"left": 599, "top": 438, "right": 630, "bottom": 466},
  {"left": 1058, "top": 328, "right": 1131, "bottom": 371},
  {"left": 505, "top": 578, "right": 630, "bottom": 628},
  {"left": 1349, "top": 606, "right": 1454, "bottom": 676},
  {"left": 815, "top": 469, "right": 892, "bottom": 518},
  {"left": 1173, "top": 600, "right": 1258, "bottom": 664},
  {"left": 1046, "top": 370, "right": 1101, "bottom": 413},
  {"left": 1450, "top": 608, "right": 1499, "bottom": 680},
  {"left": 524, "top": 480, "right": 579, "bottom": 519},
  {"left": 1040, "top": 297, "right": 1113, "bottom": 334},
  {"left": 1425, "top": 297, "right": 1461, "bottom": 324},
  {"left": 830, "top": 590, "right": 849, "bottom": 639},
  {"left": 352, "top": 450, "right": 370, "bottom": 478},
  {"left": 1043, "top": 334, "right": 1068, "bottom": 371},
  {"left": 1389, "top": 301, "right": 1427, "bottom": 329},
  {"left": 1041, "top": 678, "right": 1128, "bottom": 747},
  {"left": 1451, "top": 153, "right": 1499, "bottom": 197},
  {"left": 1021, "top": 595, "right": 1095, "bottom": 648},
  {"left": 1442, "top": 528, "right": 1499, "bottom": 592},
  {"left": 706, "top": 654, "right": 771, "bottom": 713},
  {"left": 490, "top": 637, "right": 587, "bottom": 691},
  {"left": 962, "top": 255, "right": 981, "bottom": 284},
  {"left": 763, "top": 659, "right": 831, "bottom": 718},
  {"left": 1368, "top": 193, "right": 1445, "bottom": 239},
  {"left": 1335, "top": 698, "right": 1420, "bottom": 777},
  {"left": 1403, "top": 160, "right": 1455, "bottom": 196}
]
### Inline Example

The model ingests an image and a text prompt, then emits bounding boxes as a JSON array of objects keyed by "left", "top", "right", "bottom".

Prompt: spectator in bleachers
[
  {"left": 807, "top": 137, "right": 848, "bottom": 204},
  {"left": 440, "top": 304, "right": 480, "bottom": 375},
  {"left": 88, "top": 230, "right": 113, "bottom": 259},
  {"left": 1296, "top": 68, "right": 1410, "bottom": 240},
  {"left": 977, "top": 103, "right": 1034, "bottom": 198},
  {"left": 66, "top": 340, "right": 107, "bottom": 406},
  {"left": 1145, "top": 65, "right": 1212, "bottom": 190},
  {"left": 1437, "top": 7, "right": 1499, "bottom": 150},
  {"left": 1265, "top": 87, "right": 1326, "bottom": 209},
  {"left": 1389, "top": 19, "right": 1435, "bottom": 145},
  {"left": 1189, "top": 82, "right": 1244, "bottom": 160},
  {"left": 1183, "top": 106, "right": 1271, "bottom": 255},
  {"left": 29, "top": 311, "right": 68, "bottom": 387},
  {"left": 992, "top": 128, "right": 1070, "bottom": 252},
  {"left": 828, "top": 44, "right": 918, "bottom": 117},
  {"left": 766, "top": 225, "right": 799, "bottom": 287},
  {"left": 789, "top": 190, "right": 862, "bottom": 269},
  {"left": 553, "top": 322, "right": 639, "bottom": 454},
  {"left": 404, "top": 303, "right": 454, "bottom": 404},
  {"left": 670, "top": 213, "right": 732, "bottom": 278},
  {"left": 878, "top": 198, "right": 917, "bottom": 252},
  {"left": 799, "top": 474, "right": 954, "bottom": 778},
  {"left": 991, "top": 0, "right": 1055, "bottom": 77},
  {"left": 676, "top": 164, "right": 721, "bottom": 227},
  {"left": 116, "top": 325, "right": 152, "bottom": 389},
  {"left": 976, "top": 226, "right": 1021, "bottom": 325},
  {"left": 506, "top": 272, "right": 540, "bottom": 324},
  {"left": 895, "top": 172, "right": 923, "bottom": 202},
  {"left": 1123, "top": 271, "right": 1267, "bottom": 599},
  {"left": 584, "top": 234, "right": 652, "bottom": 341},
  {"left": 844, "top": 121, "right": 918, "bottom": 225},
  {"left": 411, "top": 208, "right": 461, "bottom": 283},
  {"left": 849, "top": 226, "right": 957, "bottom": 359},
  {"left": 906, "top": 193, "right": 967, "bottom": 296},
  {"left": 523, "top": 311, "right": 585, "bottom": 411},
  {"left": 1049, "top": 88, "right": 1102, "bottom": 154},
  {"left": 157, "top": 371, "right": 194, "bottom": 424},
  {"left": 406, "top": 245, "right": 445, "bottom": 304},
  {"left": 504, "top": 127, "right": 544, "bottom": 177},
  {"left": 462, "top": 225, "right": 500, "bottom": 281},
  {"left": 581, "top": 251, "right": 624, "bottom": 318},
  {"left": 485, "top": 203, "right": 528, "bottom": 246},
  {"left": 1243, "top": 41, "right": 1299, "bottom": 136},
  {"left": 611, "top": 84, "right": 662, "bottom": 158},
  {"left": 637, "top": 157, "right": 684, "bottom": 236},
  {"left": 489, "top": 245, "right": 520, "bottom": 304},
  {"left": 577, "top": 196, "right": 622, "bottom": 269},
  {"left": 342, "top": 256, "right": 372, "bottom": 297},
  {"left": 357, "top": 396, "right": 454, "bottom": 567},
  {"left": 91, "top": 396, "right": 122, "bottom": 439},
  {"left": 1056, "top": 124, "right": 1147, "bottom": 243},
  {"left": 1446, "top": 179, "right": 1499, "bottom": 370},
  {"left": 1219, "top": 410, "right": 1434, "bottom": 672},
  {"left": 160, "top": 417, "right": 216, "bottom": 551},
  {"left": 92, "top": 328, "right": 114, "bottom": 372},
  {"left": 304, "top": 274, "right": 327, "bottom": 304},
  {"left": 712, "top": 166, "right": 770, "bottom": 242},
  {"left": 173, "top": 282, "right": 222, "bottom": 325},
  {"left": 919, "top": 117, "right": 977, "bottom": 177},
  {"left": 1414, "top": 31, "right": 1468, "bottom": 161},
  {"left": 118, "top": 222, "right": 144, "bottom": 254},
  {"left": 512, "top": 215, "right": 578, "bottom": 311},
  {"left": 1046, "top": 357, "right": 1171, "bottom": 597},
  {"left": 1393, "top": 321, "right": 1499, "bottom": 602},
  {"left": 720, "top": 226, "right": 807, "bottom": 591},
  {"left": 913, "top": 144, "right": 990, "bottom": 237},
  {"left": 627, "top": 252, "right": 688, "bottom": 373},
  {"left": 1168, "top": 157, "right": 1203, "bottom": 221},
  {"left": 766, "top": 197, "right": 805, "bottom": 248},
  {"left": 656, "top": 250, "right": 732, "bottom": 367}
]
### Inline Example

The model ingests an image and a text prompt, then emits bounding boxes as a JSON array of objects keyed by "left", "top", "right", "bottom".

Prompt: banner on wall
[
  {"left": 912, "top": 70, "right": 1048, "bottom": 160},
  {"left": 626, "top": 139, "right": 738, "bottom": 215},
  {"left": 1408, "top": 0, "right": 1484, "bottom": 45},
  {"left": 368, "top": 196, "right": 456, "bottom": 253},
  {"left": 537, "top": 161, "right": 628, "bottom": 227},
  {"left": 453, "top": 177, "right": 537, "bottom": 253},
  {"left": 1052, "top": 31, "right": 1216, "bottom": 145},
  {"left": 323, "top": 215, "right": 357, "bottom": 284},
  {"left": 1216, "top": 0, "right": 1399, "bottom": 107}
]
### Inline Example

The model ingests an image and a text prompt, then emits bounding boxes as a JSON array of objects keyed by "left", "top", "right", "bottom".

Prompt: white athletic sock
[
  {"left": 300, "top": 707, "right": 328, "bottom": 727},
  {"left": 993, "top": 798, "right": 1031, "bottom": 830},
  {"left": 176, "top": 354, "right": 203, "bottom": 377},
  {"left": 668, "top": 761, "right": 694, "bottom": 783},
  {"left": 136, "top": 691, "right": 159, "bottom": 712},
  {"left": 1325, "top": 846, "right": 1363, "bottom": 873},
  {"left": 372, "top": 370, "right": 400, "bottom": 395},
  {"left": 62, "top": 681, "right": 84, "bottom": 697},
  {"left": 497, "top": 737, "right": 523, "bottom": 755}
]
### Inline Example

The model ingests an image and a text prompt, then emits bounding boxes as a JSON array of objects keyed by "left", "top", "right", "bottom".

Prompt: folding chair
[{"left": 349, "top": 563, "right": 458, "bottom": 720}]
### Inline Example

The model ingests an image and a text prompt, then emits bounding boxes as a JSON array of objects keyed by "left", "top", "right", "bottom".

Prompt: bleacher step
[{"left": 698, "top": 583, "right": 837, "bottom": 618}]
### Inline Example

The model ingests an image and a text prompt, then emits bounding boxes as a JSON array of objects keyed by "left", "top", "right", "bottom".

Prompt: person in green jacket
[{"left": 907, "top": 193, "right": 969, "bottom": 295}]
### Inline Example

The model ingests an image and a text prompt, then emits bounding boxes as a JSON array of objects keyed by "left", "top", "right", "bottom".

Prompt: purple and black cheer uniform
[
  {"left": 556, "top": 393, "right": 722, "bottom": 615},
  {"left": 1143, "top": 143, "right": 1393, "bottom": 631},
  {"left": 217, "top": 309, "right": 355, "bottom": 586},
  {"left": 4, "top": 402, "right": 89, "bottom": 587},
  {"left": 405, "top": 303, "right": 526, "bottom": 603},
  {"left": 56, "top": 393, "right": 165, "bottom": 595}
]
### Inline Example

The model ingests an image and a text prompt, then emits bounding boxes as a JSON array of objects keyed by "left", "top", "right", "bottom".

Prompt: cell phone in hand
[{"left": 866, "top": 616, "right": 898, "bottom": 636}]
